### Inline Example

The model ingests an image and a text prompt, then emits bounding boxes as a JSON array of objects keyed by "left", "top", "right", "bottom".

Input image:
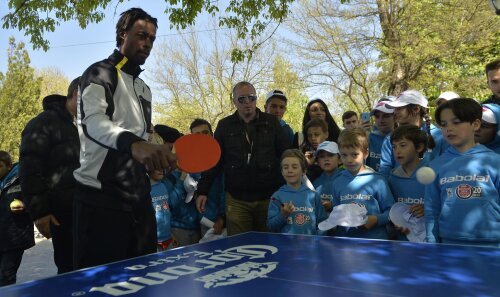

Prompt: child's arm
[
  {"left": 424, "top": 173, "right": 441, "bottom": 243},
  {"left": 372, "top": 178, "right": 395, "bottom": 227},
  {"left": 267, "top": 197, "right": 290, "bottom": 232},
  {"left": 315, "top": 193, "right": 329, "bottom": 235},
  {"left": 163, "top": 170, "right": 186, "bottom": 209},
  {"left": 379, "top": 136, "right": 395, "bottom": 177}
]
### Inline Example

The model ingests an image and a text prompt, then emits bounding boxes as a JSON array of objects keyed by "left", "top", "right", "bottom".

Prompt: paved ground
[{"left": 16, "top": 237, "right": 57, "bottom": 285}]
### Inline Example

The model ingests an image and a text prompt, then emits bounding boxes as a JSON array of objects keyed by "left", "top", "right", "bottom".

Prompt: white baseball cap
[
  {"left": 482, "top": 106, "right": 497, "bottom": 124},
  {"left": 436, "top": 91, "right": 460, "bottom": 102},
  {"left": 389, "top": 202, "right": 425, "bottom": 242},
  {"left": 386, "top": 90, "right": 428, "bottom": 108},
  {"left": 371, "top": 101, "right": 394, "bottom": 115},
  {"left": 314, "top": 141, "right": 340, "bottom": 157},
  {"left": 265, "top": 89, "right": 287, "bottom": 104},
  {"left": 318, "top": 203, "right": 368, "bottom": 231},
  {"left": 183, "top": 174, "right": 198, "bottom": 203}
]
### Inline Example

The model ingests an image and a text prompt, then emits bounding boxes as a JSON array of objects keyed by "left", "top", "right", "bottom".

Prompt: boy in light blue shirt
[
  {"left": 267, "top": 149, "right": 327, "bottom": 235},
  {"left": 387, "top": 125, "right": 428, "bottom": 241},
  {"left": 426, "top": 98, "right": 500, "bottom": 247},
  {"left": 312, "top": 141, "right": 343, "bottom": 213},
  {"left": 331, "top": 128, "right": 395, "bottom": 239}
]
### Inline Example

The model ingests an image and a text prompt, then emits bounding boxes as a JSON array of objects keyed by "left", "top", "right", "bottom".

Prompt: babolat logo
[
  {"left": 440, "top": 174, "right": 490, "bottom": 185},
  {"left": 293, "top": 206, "right": 314, "bottom": 212},
  {"left": 340, "top": 193, "right": 372, "bottom": 201},
  {"left": 397, "top": 197, "right": 424, "bottom": 204}
]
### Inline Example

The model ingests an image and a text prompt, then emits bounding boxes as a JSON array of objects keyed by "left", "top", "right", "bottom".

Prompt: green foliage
[
  {"left": 263, "top": 56, "right": 308, "bottom": 132},
  {"left": 0, "top": 38, "right": 42, "bottom": 160},
  {"left": 2, "top": 0, "right": 295, "bottom": 62},
  {"left": 3, "top": 0, "right": 111, "bottom": 51},
  {"left": 37, "top": 67, "right": 70, "bottom": 99}
]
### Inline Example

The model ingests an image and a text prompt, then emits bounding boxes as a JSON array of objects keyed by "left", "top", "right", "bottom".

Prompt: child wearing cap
[
  {"left": 379, "top": 90, "right": 449, "bottom": 177},
  {"left": 435, "top": 91, "right": 460, "bottom": 107},
  {"left": 475, "top": 104, "right": 500, "bottom": 154},
  {"left": 387, "top": 125, "right": 428, "bottom": 241},
  {"left": 426, "top": 98, "right": 500, "bottom": 247},
  {"left": 267, "top": 149, "right": 327, "bottom": 235},
  {"left": 330, "top": 128, "right": 395, "bottom": 239},
  {"left": 366, "top": 98, "right": 395, "bottom": 171},
  {"left": 312, "top": 141, "right": 343, "bottom": 212},
  {"left": 264, "top": 89, "right": 294, "bottom": 145}
]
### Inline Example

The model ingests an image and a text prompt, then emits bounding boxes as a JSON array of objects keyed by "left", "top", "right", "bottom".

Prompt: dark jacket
[
  {"left": 483, "top": 95, "right": 500, "bottom": 105},
  {"left": 0, "top": 164, "right": 35, "bottom": 252},
  {"left": 19, "top": 94, "right": 80, "bottom": 219},
  {"left": 198, "top": 109, "right": 290, "bottom": 201}
]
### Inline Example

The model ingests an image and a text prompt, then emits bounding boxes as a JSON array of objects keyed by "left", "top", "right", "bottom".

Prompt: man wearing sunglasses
[{"left": 196, "top": 81, "right": 290, "bottom": 236}]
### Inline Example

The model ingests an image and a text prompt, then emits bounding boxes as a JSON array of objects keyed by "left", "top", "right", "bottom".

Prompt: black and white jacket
[{"left": 74, "top": 50, "right": 153, "bottom": 210}]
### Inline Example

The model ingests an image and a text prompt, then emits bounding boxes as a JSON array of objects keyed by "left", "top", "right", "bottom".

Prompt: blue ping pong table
[{"left": 1, "top": 232, "right": 499, "bottom": 297}]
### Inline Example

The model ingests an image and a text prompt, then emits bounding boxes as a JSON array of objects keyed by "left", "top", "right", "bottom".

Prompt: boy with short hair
[
  {"left": 387, "top": 125, "right": 428, "bottom": 241},
  {"left": 331, "top": 128, "right": 395, "bottom": 239},
  {"left": 267, "top": 149, "right": 327, "bottom": 235},
  {"left": 342, "top": 111, "right": 359, "bottom": 130},
  {"left": 188, "top": 119, "right": 225, "bottom": 237},
  {"left": 265, "top": 89, "right": 294, "bottom": 145},
  {"left": 303, "top": 118, "right": 329, "bottom": 182},
  {"left": 475, "top": 104, "right": 500, "bottom": 154},
  {"left": 312, "top": 141, "right": 343, "bottom": 212},
  {"left": 149, "top": 169, "right": 180, "bottom": 251},
  {"left": 154, "top": 124, "right": 200, "bottom": 246},
  {"left": 366, "top": 99, "right": 395, "bottom": 171}
]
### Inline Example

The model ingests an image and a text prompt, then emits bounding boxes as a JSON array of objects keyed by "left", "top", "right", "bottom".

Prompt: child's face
[
  {"left": 475, "top": 121, "right": 497, "bottom": 145},
  {"left": 316, "top": 151, "right": 340, "bottom": 174},
  {"left": 373, "top": 111, "right": 395, "bottom": 135},
  {"left": 149, "top": 169, "right": 164, "bottom": 181},
  {"left": 265, "top": 98, "right": 287, "bottom": 119},
  {"left": 439, "top": 108, "right": 480, "bottom": 152},
  {"left": 281, "top": 157, "right": 304, "bottom": 187},
  {"left": 307, "top": 127, "right": 328, "bottom": 149},
  {"left": 340, "top": 146, "right": 367, "bottom": 175},
  {"left": 0, "top": 161, "right": 9, "bottom": 180},
  {"left": 392, "top": 138, "right": 422, "bottom": 168}
]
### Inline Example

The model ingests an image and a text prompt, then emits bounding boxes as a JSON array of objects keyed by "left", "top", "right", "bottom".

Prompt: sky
[{"left": 0, "top": 1, "right": 176, "bottom": 86}]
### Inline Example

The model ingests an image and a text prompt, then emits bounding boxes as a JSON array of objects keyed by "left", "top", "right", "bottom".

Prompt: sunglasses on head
[{"left": 237, "top": 94, "right": 257, "bottom": 104}]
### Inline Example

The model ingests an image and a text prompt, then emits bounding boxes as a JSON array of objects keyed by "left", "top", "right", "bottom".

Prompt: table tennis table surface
[{"left": 1, "top": 232, "right": 499, "bottom": 297}]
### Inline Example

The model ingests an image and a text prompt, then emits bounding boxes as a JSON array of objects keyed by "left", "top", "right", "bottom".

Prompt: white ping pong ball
[{"left": 416, "top": 166, "right": 436, "bottom": 185}]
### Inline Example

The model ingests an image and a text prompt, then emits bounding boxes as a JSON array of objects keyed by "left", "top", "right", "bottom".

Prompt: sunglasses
[{"left": 237, "top": 94, "right": 257, "bottom": 104}]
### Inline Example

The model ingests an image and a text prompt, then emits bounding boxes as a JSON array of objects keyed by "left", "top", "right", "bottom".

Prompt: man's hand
[
  {"left": 35, "top": 214, "right": 60, "bottom": 239},
  {"left": 131, "top": 141, "right": 177, "bottom": 172},
  {"left": 196, "top": 195, "right": 208, "bottom": 213}
]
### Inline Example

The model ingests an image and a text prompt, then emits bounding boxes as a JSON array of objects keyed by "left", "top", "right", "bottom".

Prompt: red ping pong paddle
[{"left": 173, "top": 134, "right": 221, "bottom": 173}]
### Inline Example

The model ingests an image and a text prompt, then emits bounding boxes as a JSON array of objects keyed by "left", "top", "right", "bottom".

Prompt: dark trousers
[
  {"left": 73, "top": 187, "right": 157, "bottom": 270},
  {"left": 0, "top": 249, "right": 24, "bottom": 286},
  {"left": 51, "top": 212, "right": 73, "bottom": 274}
]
